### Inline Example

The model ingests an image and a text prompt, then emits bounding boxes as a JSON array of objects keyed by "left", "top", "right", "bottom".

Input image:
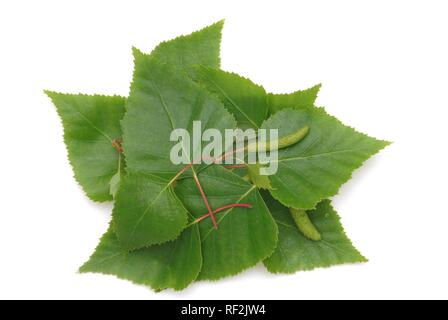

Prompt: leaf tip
[
  {"left": 43, "top": 89, "right": 57, "bottom": 99},
  {"left": 203, "top": 19, "right": 225, "bottom": 33},
  {"left": 131, "top": 46, "right": 145, "bottom": 59},
  {"left": 215, "top": 19, "right": 225, "bottom": 28},
  {"left": 313, "top": 83, "right": 322, "bottom": 92},
  {"left": 77, "top": 259, "right": 91, "bottom": 274}
]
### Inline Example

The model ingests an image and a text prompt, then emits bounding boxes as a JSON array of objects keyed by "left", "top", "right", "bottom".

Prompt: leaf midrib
[
  {"left": 274, "top": 147, "right": 375, "bottom": 163},
  {"left": 71, "top": 106, "right": 113, "bottom": 143},
  {"left": 203, "top": 75, "right": 259, "bottom": 129}
]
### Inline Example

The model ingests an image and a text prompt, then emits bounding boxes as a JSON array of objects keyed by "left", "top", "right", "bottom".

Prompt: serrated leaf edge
[
  {"left": 268, "top": 106, "right": 391, "bottom": 210},
  {"left": 264, "top": 200, "right": 368, "bottom": 274},
  {"left": 45, "top": 90, "right": 126, "bottom": 203},
  {"left": 78, "top": 225, "right": 203, "bottom": 291}
]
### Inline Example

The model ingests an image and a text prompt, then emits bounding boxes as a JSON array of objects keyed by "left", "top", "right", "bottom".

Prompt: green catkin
[
  {"left": 289, "top": 208, "right": 322, "bottom": 241},
  {"left": 246, "top": 126, "right": 309, "bottom": 152},
  {"left": 277, "top": 126, "right": 310, "bottom": 149}
]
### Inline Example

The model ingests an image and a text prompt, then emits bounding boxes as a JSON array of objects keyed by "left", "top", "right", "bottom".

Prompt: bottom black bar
[{"left": 146, "top": 300, "right": 311, "bottom": 319}]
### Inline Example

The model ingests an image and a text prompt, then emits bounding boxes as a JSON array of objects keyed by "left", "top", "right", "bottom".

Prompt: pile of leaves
[{"left": 46, "top": 21, "right": 389, "bottom": 291}]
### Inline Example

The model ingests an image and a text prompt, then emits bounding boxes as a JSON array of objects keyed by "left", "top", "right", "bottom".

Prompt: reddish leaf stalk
[
  {"left": 170, "top": 146, "right": 252, "bottom": 228},
  {"left": 215, "top": 146, "right": 247, "bottom": 164},
  {"left": 192, "top": 171, "right": 218, "bottom": 229},
  {"left": 223, "top": 164, "right": 246, "bottom": 169},
  {"left": 170, "top": 163, "right": 193, "bottom": 183},
  {"left": 194, "top": 203, "right": 253, "bottom": 224}
]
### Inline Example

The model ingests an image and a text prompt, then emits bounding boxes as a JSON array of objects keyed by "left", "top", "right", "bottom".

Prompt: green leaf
[
  {"left": 45, "top": 92, "right": 126, "bottom": 202},
  {"left": 79, "top": 224, "right": 202, "bottom": 291},
  {"left": 113, "top": 52, "right": 236, "bottom": 250},
  {"left": 261, "top": 108, "right": 390, "bottom": 209},
  {"left": 262, "top": 192, "right": 367, "bottom": 273},
  {"left": 191, "top": 69, "right": 319, "bottom": 129},
  {"left": 175, "top": 165, "right": 278, "bottom": 280},
  {"left": 47, "top": 21, "right": 224, "bottom": 202},
  {"left": 112, "top": 173, "right": 188, "bottom": 250},
  {"left": 267, "top": 84, "right": 321, "bottom": 114},
  {"left": 151, "top": 20, "right": 224, "bottom": 71},
  {"left": 109, "top": 22, "right": 231, "bottom": 249},
  {"left": 49, "top": 21, "right": 390, "bottom": 290},
  {"left": 190, "top": 66, "right": 269, "bottom": 129},
  {"left": 191, "top": 71, "right": 388, "bottom": 209},
  {"left": 122, "top": 50, "right": 236, "bottom": 179}
]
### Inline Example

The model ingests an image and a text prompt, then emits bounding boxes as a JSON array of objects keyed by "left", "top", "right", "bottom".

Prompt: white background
[{"left": 1, "top": 0, "right": 447, "bottom": 300}]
